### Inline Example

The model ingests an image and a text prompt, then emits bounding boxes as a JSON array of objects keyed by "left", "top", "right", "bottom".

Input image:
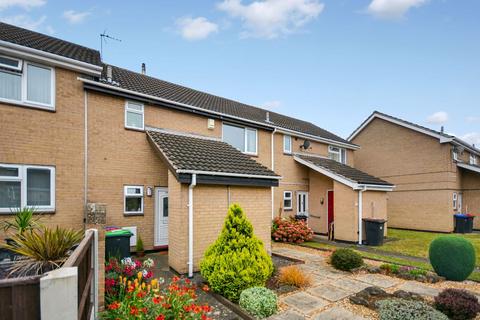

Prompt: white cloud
[
  {"left": 426, "top": 111, "right": 448, "bottom": 125},
  {"left": 366, "top": 0, "right": 428, "bottom": 20},
  {"left": 262, "top": 100, "right": 282, "bottom": 109},
  {"left": 217, "top": 0, "right": 324, "bottom": 39},
  {"left": 1, "top": 14, "right": 46, "bottom": 31},
  {"left": 63, "top": 10, "right": 90, "bottom": 24},
  {"left": 0, "top": 0, "right": 45, "bottom": 11},
  {"left": 462, "top": 133, "right": 480, "bottom": 147},
  {"left": 176, "top": 17, "right": 219, "bottom": 41}
]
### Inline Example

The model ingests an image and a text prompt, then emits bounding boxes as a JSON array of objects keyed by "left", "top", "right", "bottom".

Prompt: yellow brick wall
[
  {"left": 332, "top": 181, "right": 358, "bottom": 242},
  {"left": 307, "top": 171, "right": 333, "bottom": 234},
  {"left": 461, "top": 170, "right": 480, "bottom": 229}
]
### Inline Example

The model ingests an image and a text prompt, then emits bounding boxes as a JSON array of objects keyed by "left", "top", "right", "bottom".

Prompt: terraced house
[
  {"left": 0, "top": 22, "right": 392, "bottom": 275},
  {"left": 349, "top": 111, "right": 480, "bottom": 232}
]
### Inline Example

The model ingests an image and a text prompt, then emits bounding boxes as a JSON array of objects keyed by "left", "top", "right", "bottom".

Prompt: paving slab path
[{"left": 270, "top": 244, "right": 480, "bottom": 320}]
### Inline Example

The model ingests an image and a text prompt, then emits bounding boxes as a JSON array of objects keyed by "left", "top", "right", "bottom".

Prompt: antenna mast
[{"left": 100, "top": 31, "right": 122, "bottom": 59}]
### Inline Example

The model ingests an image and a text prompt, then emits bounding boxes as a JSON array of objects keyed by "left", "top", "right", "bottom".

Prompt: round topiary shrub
[
  {"left": 330, "top": 248, "right": 363, "bottom": 271},
  {"left": 239, "top": 287, "right": 277, "bottom": 319},
  {"left": 200, "top": 204, "right": 274, "bottom": 301},
  {"left": 376, "top": 299, "right": 448, "bottom": 320},
  {"left": 429, "top": 236, "right": 476, "bottom": 281},
  {"left": 434, "top": 288, "right": 480, "bottom": 320}
]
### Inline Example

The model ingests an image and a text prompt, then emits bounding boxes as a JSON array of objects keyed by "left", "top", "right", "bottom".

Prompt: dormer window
[
  {"left": 328, "top": 145, "right": 346, "bottom": 164},
  {"left": 0, "top": 55, "right": 54, "bottom": 110}
]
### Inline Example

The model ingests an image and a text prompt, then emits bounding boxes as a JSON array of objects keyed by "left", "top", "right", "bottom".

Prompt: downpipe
[{"left": 188, "top": 174, "right": 197, "bottom": 278}]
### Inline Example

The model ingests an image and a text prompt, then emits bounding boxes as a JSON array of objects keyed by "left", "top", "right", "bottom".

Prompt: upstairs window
[
  {"left": 470, "top": 154, "right": 478, "bottom": 165},
  {"left": 222, "top": 123, "right": 257, "bottom": 155},
  {"left": 328, "top": 146, "right": 347, "bottom": 164},
  {"left": 0, "top": 164, "right": 55, "bottom": 213},
  {"left": 124, "top": 186, "right": 144, "bottom": 214},
  {"left": 125, "top": 101, "right": 144, "bottom": 130},
  {"left": 0, "top": 55, "right": 54, "bottom": 109},
  {"left": 453, "top": 149, "right": 459, "bottom": 161},
  {"left": 283, "top": 135, "right": 292, "bottom": 154}
]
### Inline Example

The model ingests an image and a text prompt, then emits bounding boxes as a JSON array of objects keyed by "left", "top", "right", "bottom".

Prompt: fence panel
[{"left": 0, "top": 275, "right": 41, "bottom": 319}]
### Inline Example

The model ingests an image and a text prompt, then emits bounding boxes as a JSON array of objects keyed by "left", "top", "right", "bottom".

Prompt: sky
[{"left": 1, "top": 0, "right": 479, "bottom": 145}]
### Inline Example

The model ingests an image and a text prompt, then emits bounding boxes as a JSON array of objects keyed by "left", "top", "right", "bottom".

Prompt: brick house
[
  {"left": 0, "top": 23, "right": 392, "bottom": 275},
  {"left": 349, "top": 111, "right": 480, "bottom": 232}
]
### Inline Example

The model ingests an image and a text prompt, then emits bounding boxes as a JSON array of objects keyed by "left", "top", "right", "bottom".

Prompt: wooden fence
[{"left": 0, "top": 274, "right": 42, "bottom": 319}]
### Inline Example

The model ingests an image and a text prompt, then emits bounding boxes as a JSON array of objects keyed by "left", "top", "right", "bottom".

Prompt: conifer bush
[
  {"left": 200, "top": 204, "right": 274, "bottom": 301},
  {"left": 429, "top": 236, "right": 476, "bottom": 281}
]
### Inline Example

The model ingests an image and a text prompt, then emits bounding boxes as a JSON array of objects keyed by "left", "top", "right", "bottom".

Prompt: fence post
[
  {"left": 40, "top": 267, "right": 78, "bottom": 320},
  {"left": 86, "top": 225, "right": 105, "bottom": 311},
  {"left": 87, "top": 229, "right": 99, "bottom": 317}
]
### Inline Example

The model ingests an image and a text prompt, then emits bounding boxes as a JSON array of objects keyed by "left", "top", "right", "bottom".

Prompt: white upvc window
[
  {"left": 0, "top": 163, "right": 55, "bottom": 213},
  {"left": 328, "top": 145, "right": 347, "bottom": 164},
  {"left": 453, "top": 149, "right": 459, "bottom": 161},
  {"left": 124, "top": 185, "right": 144, "bottom": 214},
  {"left": 283, "top": 135, "right": 292, "bottom": 154},
  {"left": 283, "top": 191, "right": 293, "bottom": 210},
  {"left": 222, "top": 123, "right": 258, "bottom": 155},
  {"left": 470, "top": 154, "right": 478, "bottom": 165},
  {"left": 125, "top": 101, "right": 144, "bottom": 130},
  {"left": 0, "top": 55, "right": 55, "bottom": 110},
  {"left": 453, "top": 192, "right": 458, "bottom": 210}
]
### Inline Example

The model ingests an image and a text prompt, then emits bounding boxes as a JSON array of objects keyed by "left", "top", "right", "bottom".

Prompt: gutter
[
  {"left": 176, "top": 169, "right": 281, "bottom": 180},
  {"left": 78, "top": 77, "right": 359, "bottom": 150},
  {"left": 0, "top": 40, "right": 102, "bottom": 76},
  {"left": 188, "top": 174, "right": 197, "bottom": 278}
]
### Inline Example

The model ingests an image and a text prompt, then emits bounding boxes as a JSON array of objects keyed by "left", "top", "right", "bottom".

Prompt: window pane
[
  {"left": 127, "top": 187, "right": 141, "bottom": 194},
  {"left": 127, "top": 102, "right": 143, "bottom": 111},
  {"left": 329, "top": 152, "right": 341, "bottom": 162},
  {"left": 27, "top": 64, "right": 51, "bottom": 105},
  {"left": 284, "top": 199, "right": 292, "bottom": 208},
  {"left": 27, "top": 168, "right": 51, "bottom": 206},
  {"left": 163, "top": 197, "right": 168, "bottom": 217},
  {"left": 0, "top": 71, "right": 21, "bottom": 101},
  {"left": 0, "top": 166, "right": 19, "bottom": 177},
  {"left": 0, "top": 181, "right": 21, "bottom": 208},
  {"left": 223, "top": 124, "right": 244, "bottom": 151},
  {"left": 126, "top": 111, "right": 143, "bottom": 128},
  {"left": 341, "top": 149, "right": 346, "bottom": 164},
  {"left": 125, "top": 197, "right": 142, "bottom": 212},
  {"left": 284, "top": 136, "right": 291, "bottom": 152},
  {"left": 246, "top": 129, "right": 257, "bottom": 153},
  {"left": 0, "top": 56, "right": 19, "bottom": 68}
]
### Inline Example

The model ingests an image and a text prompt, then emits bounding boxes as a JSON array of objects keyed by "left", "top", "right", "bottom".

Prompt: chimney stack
[
  {"left": 266, "top": 112, "right": 270, "bottom": 122},
  {"left": 106, "top": 65, "right": 112, "bottom": 83},
  {"left": 441, "top": 126, "right": 444, "bottom": 133},
  {"left": 141, "top": 63, "right": 146, "bottom": 75}
]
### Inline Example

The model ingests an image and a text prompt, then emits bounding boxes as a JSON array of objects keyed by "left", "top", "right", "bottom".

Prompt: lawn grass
[{"left": 301, "top": 240, "right": 480, "bottom": 282}]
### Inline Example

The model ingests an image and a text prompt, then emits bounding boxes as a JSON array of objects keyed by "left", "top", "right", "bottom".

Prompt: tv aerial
[{"left": 100, "top": 30, "right": 121, "bottom": 59}]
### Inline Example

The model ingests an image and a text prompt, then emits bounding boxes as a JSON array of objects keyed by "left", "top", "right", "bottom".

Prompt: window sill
[
  {"left": 124, "top": 212, "right": 144, "bottom": 217},
  {"left": 283, "top": 208, "right": 293, "bottom": 212},
  {"left": 0, "top": 98, "right": 56, "bottom": 112},
  {"left": 125, "top": 126, "right": 145, "bottom": 132},
  {"left": 283, "top": 152, "right": 293, "bottom": 156},
  {"left": 0, "top": 209, "right": 55, "bottom": 215}
]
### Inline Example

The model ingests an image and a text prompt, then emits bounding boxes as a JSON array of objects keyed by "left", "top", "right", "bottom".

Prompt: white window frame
[
  {"left": 0, "top": 57, "right": 55, "bottom": 110},
  {"left": 458, "top": 193, "right": 463, "bottom": 213},
  {"left": 0, "top": 163, "right": 55, "bottom": 213},
  {"left": 283, "top": 135, "right": 292, "bottom": 154},
  {"left": 0, "top": 54, "right": 23, "bottom": 71},
  {"left": 328, "top": 145, "right": 347, "bottom": 164},
  {"left": 470, "top": 154, "right": 477, "bottom": 165},
  {"left": 222, "top": 123, "right": 258, "bottom": 155},
  {"left": 453, "top": 192, "right": 458, "bottom": 210},
  {"left": 453, "top": 149, "right": 459, "bottom": 161},
  {"left": 283, "top": 191, "right": 293, "bottom": 210},
  {"left": 297, "top": 191, "right": 309, "bottom": 216},
  {"left": 124, "top": 185, "right": 144, "bottom": 214},
  {"left": 124, "top": 100, "right": 145, "bottom": 130}
]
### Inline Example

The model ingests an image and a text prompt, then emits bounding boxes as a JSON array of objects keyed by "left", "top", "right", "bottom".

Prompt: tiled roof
[
  {"left": 147, "top": 129, "right": 279, "bottom": 178},
  {"left": 296, "top": 155, "right": 392, "bottom": 186},
  {"left": 0, "top": 22, "right": 101, "bottom": 66},
  {"left": 104, "top": 65, "right": 354, "bottom": 146}
]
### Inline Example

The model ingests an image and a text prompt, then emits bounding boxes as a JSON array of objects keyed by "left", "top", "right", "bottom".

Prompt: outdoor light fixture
[{"left": 146, "top": 187, "right": 153, "bottom": 197}]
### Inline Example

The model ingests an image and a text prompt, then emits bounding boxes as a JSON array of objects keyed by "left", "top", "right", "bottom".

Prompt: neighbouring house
[
  {"left": 349, "top": 111, "right": 480, "bottom": 232},
  {"left": 0, "top": 22, "right": 392, "bottom": 277}
]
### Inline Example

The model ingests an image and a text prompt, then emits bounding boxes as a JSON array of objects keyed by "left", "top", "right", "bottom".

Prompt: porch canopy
[
  {"left": 457, "top": 162, "right": 480, "bottom": 175},
  {"left": 147, "top": 128, "right": 281, "bottom": 187},
  {"left": 294, "top": 154, "right": 394, "bottom": 191}
]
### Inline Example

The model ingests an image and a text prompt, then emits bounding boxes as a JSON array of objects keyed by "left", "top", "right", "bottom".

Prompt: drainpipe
[
  {"left": 271, "top": 129, "right": 276, "bottom": 219},
  {"left": 358, "top": 186, "right": 367, "bottom": 245},
  {"left": 187, "top": 173, "right": 197, "bottom": 278},
  {"left": 83, "top": 91, "right": 88, "bottom": 231}
]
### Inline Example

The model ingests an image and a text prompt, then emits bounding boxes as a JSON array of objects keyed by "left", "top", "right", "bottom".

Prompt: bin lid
[
  {"left": 106, "top": 229, "right": 132, "bottom": 238},
  {"left": 362, "top": 218, "right": 387, "bottom": 223},
  {"left": 454, "top": 213, "right": 468, "bottom": 218}
]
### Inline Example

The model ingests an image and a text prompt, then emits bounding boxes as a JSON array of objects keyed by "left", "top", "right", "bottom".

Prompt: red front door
[{"left": 327, "top": 190, "right": 334, "bottom": 227}]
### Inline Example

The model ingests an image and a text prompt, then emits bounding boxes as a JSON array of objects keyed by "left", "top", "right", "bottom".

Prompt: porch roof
[
  {"left": 457, "top": 162, "right": 480, "bottom": 175},
  {"left": 146, "top": 128, "right": 280, "bottom": 187},
  {"left": 294, "top": 154, "right": 394, "bottom": 190}
]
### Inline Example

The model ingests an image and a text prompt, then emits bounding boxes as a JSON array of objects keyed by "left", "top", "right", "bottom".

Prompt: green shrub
[
  {"left": 434, "top": 288, "right": 480, "bottom": 320},
  {"left": 239, "top": 287, "right": 277, "bottom": 319},
  {"left": 376, "top": 299, "right": 448, "bottom": 320},
  {"left": 200, "top": 204, "right": 274, "bottom": 301},
  {"left": 330, "top": 248, "right": 363, "bottom": 271},
  {"left": 380, "top": 263, "right": 400, "bottom": 274},
  {"left": 429, "top": 236, "right": 476, "bottom": 281}
]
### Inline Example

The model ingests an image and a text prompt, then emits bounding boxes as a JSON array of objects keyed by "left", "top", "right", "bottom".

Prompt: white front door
[
  {"left": 154, "top": 188, "right": 168, "bottom": 246},
  {"left": 297, "top": 191, "right": 309, "bottom": 216}
]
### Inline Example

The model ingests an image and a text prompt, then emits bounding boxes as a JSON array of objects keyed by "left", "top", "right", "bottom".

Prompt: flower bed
[
  {"left": 103, "top": 257, "right": 212, "bottom": 320},
  {"left": 367, "top": 263, "right": 443, "bottom": 283}
]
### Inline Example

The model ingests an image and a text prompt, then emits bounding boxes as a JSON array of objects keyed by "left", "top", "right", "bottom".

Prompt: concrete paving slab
[
  {"left": 282, "top": 292, "right": 330, "bottom": 314},
  {"left": 354, "top": 274, "right": 399, "bottom": 288},
  {"left": 314, "top": 268, "right": 347, "bottom": 280},
  {"left": 268, "top": 310, "right": 305, "bottom": 320},
  {"left": 397, "top": 281, "right": 440, "bottom": 297},
  {"left": 330, "top": 278, "right": 370, "bottom": 293},
  {"left": 308, "top": 284, "right": 351, "bottom": 302},
  {"left": 313, "top": 306, "right": 366, "bottom": 320}
]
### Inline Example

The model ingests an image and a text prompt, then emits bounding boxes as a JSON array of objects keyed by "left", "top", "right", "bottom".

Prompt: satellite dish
[{"left": 302, "top": 140, "right": 311, "bottom": 149}]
